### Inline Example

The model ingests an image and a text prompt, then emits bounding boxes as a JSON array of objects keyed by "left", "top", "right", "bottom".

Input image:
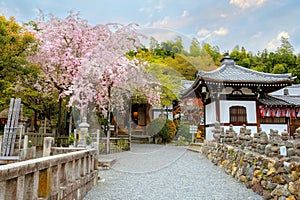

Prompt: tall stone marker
[{"left": 1, "top": 98, "right": 21, "bottom": 159}]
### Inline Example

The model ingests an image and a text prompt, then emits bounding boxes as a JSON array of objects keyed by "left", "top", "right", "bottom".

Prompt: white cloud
[
  {"left": 229, "top": 0, "right": 266, "bottom": 9},
  {"left": 267, "top": 31, "right": 290, "bottom": 51},
  {"left": 197, "top": 29, "right": 210, "bottom": 35},
  {"left": 152, "top": 16, "right": 170, "bottom": 27},
  {"left": 214, "top": 27, "right": 229, "bottom": 36},
  {"left": 181, "top": 10, "right": 188, "bottom": 18},
  {"left": 219, "top": 13, "right": 228, "bottom": 18},
  {"left": 196, "top": 27, "right": 229, "bottom": 42}
]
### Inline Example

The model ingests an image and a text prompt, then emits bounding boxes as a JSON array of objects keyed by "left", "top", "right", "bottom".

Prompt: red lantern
[
  {"left": 260, "top": 107, "right": 265, "bottom": 118},
  {"left": 290, "top": 109, "right": 296, "bottom": 118},
  {"left": 280, "top": 108, "right": 286, "bottom": 117},
  {"left": 271, "top": 108, "right": 276, "bottom": 117}
]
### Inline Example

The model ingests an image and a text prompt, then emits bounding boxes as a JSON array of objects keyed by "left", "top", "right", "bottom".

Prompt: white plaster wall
[
  {"left": 260, "top": 124, "right": 288, "bottom": 135},
  {"left": 219, "top": 100, "right": 257, "bottom": 124},
  {"left": 205, "top": 102, "right": 216, "bottom": 125}
]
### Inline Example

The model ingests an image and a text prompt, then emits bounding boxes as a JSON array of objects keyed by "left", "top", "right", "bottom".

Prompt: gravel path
[{"left": 84, "top": 144, "right": 263, "bottom": 200}]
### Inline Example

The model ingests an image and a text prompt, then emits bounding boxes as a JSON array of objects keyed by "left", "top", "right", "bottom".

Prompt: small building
[{"left": 181, "top": 55, "right": 296, "bottom": 140}]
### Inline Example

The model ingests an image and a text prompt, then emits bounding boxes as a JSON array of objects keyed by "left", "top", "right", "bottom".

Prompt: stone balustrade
[
  {"left": 25, "top": 132, "right": 54, "bottom": 147},
  {"left": 0, "top": 147, "right": 98, "bottom": 200}
]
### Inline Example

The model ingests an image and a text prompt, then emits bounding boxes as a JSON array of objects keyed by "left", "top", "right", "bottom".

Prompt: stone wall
[
  {"left": 202, "top": 141, "right": 300, "bottom": 199},
  {"left": 0, "top": 148, "right": 98, "bottom": 200}
]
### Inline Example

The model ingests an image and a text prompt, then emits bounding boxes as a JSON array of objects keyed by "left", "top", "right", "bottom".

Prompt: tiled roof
[
  {"left": 258, "top": 94, "right": 300, "bottom": 106},
  {"left": 272, "top": 84, "right": 300, "bottom": 96},
  {"left": 258, "top": 95, "right": 290, "bottom": 106},
  {"left": 272, "top": 95, "right": 300, "bottom": 106},
  {"left": 197, "top": 57, "right": 294, "bottom": 83}
]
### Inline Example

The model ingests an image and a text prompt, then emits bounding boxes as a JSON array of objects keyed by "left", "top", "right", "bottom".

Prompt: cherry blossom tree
[
  {"left": 27, "top": 11, "right": 109, "bottom": 135},
  {"left": 69, "top": 23, "right": 161, "bottom": 116},
  {"left": 28, "top": 11, "right": 161, "bottom": 135}
]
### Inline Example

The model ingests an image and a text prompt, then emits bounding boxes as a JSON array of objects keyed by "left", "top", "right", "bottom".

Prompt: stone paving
[{"left": 84, "top": 144, "right": 263, "bottom": 200}]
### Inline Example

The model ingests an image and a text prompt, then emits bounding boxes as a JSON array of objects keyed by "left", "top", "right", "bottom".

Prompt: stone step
[
  {"left": 98, "top": 158, "right": 117, "bottom": 170},
  {"left": 187, "top": 143, "right": 203, "bottom": 153}
]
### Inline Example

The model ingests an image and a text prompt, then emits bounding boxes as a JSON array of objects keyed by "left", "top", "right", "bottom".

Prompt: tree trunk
[{"left": 57, "top": 98, "right": 62, "bottom": 137}]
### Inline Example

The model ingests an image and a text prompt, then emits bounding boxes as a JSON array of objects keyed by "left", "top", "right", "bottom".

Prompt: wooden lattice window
[{"left": 230, "top": 106, "right": 247, "bottom": 125}]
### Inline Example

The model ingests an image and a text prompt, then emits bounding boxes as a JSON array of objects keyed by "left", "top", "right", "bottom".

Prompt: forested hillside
[{"left": 133, "top": 36, "right": 300, "bottom": 84}]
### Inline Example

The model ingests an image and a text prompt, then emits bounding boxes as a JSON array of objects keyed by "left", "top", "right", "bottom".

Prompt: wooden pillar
[
  {"left": 215, "top": 100, "right": 220, "bottom": 122},
  {"left": 17, "top": 175, "right": 25, "bottom": 200},
  {"left": 256, "top": 101, "right": 260, "bottom": 131}
]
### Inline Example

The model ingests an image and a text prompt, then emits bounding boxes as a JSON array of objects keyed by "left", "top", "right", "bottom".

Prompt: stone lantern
[{"left": 78, "top": 116, "right": 90, "bottom": 147}]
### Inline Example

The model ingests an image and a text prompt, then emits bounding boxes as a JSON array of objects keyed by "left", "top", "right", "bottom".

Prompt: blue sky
[{"left": 1, "top": 0, "right": 300, "bottom": 54}]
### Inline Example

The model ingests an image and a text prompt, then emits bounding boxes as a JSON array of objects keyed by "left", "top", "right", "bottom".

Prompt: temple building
[{"left": 181, "top": 55, "right": 298, "bottom": 140}]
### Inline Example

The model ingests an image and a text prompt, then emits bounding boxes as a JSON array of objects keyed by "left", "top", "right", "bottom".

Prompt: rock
[
  {"left": 261, "top": 180, "right": 268, "bottom": 189},
  {"left": 288, "top": 182, "right": 297, "bottom": 195},
  {"left": 267, "top": 167, "right": 276, "bottom": 176},
  {"left": 268, "top": 159, "right": 276, "bottom": 169},
  {"left": 262, "top": 189, "right": 272, "bottom": 200},
  {"left": 254, "top": 169, "right": 262, "bottom": 177},
  {"left": 267, "top": 182, "right": 278, "bottom": 190},
  {"left": 273, "top": 175, "right": 286, "bottom": 184},
  {"left": 291, "top": 171, "right": 299, "bottom": 182},
  {"left": 286, "top": 196, "right": 296, "bottom": 200},
  {"left": 271, "top": 184, "right": 291, "bottom": 197},
  {"left": 252, "top": 183, "right": 263, "bottom": 195},
  {"left": 240, "top": 175, "right": 247, "bottom": 182},
  {"left": 278, "top": 196, "right": 286, "bottom": 200},
  {"left": 252, "top": 177, "right": 260, "bottom": 185}
]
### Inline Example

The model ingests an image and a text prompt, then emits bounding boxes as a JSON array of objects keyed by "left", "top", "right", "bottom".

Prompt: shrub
[
  {"left": 68, "top": 134, "right": 75, "bottom": 145},
  {"left": 147, "top": 118, "right": 177, "bottom": 143},
  {"left": 176, "top": 123, "right": 192, "bottom": 142}
]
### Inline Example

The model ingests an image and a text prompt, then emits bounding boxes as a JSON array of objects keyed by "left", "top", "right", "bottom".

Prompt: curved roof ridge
[
  {"left": 198, "top": 63, "right": 292, "bottom": 78},
  {"left": 233, "top": 64, "right": 292, "bottom": 78}
]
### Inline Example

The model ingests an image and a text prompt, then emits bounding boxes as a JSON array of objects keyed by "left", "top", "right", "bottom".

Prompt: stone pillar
[
  {"left": 0, "top": 135, "right": 2, "bottom": 156},
  {"left": 0, "top": 181, "right": 6, "bottom": 200},
  {"left": 32, "top": 171, "right": 39, "bottom": 199},
  {"left": 23, "top": 135, "right": 28, "bottom": 159},
  {"left": 43, "top": 137, "right": 54, "bottom": 157},
  {"left": 78, "top": 117, "right": 90, "bottom": 147},
  {"left": 16, "top": 175, "right": 25, "bottom": 200},
  {"left": 38, "top": 168, "right": 52, "bottom": 198},
  {"left": 74, "top": 129, "right": 77, "bottom": 147}
]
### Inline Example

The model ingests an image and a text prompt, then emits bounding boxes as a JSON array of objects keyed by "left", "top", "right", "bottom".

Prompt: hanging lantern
[
  {"left": 290, "top": 109, "right": 296, "bottom": 118},
  {"left": 265, "top": 108, "right": 270, "bottom": 117},
  {"left": 280, "top": 108, "right": 286, "bottom": 117},
  {"left": 285, "top": 109, "right": 290, "bottom": 117},
  {"left": 275, "top": 108, "right": 281, "bottom": 117},
  {"left": 260, "top": 107, "right": 265, "bottom": 118},
  {"left": 296, "top": 108, "right": 300, "bottom": 118},
  {"left": 271, "top": 108, "right": 276, "bottom": 117}
]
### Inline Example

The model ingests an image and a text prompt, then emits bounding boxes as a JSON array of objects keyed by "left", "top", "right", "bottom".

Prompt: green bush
[
  {"left": 147, "top": 118, "right": 177, "bottom": 143},
  {"left": 175, "top": 123, "right": 192, "bottom": 142}
]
